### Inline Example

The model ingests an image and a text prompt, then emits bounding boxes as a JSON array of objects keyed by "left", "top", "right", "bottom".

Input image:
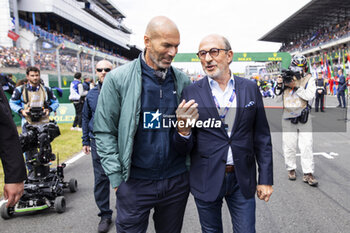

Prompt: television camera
[
  {"left": 28, "top": 107, "right": 46, "bottom": 123},
  {"left": 280, "top": 67, "right": 302, "bottom": 84},
  {"left": 0, "top": 121, "right": 78, "bottom": 219}
]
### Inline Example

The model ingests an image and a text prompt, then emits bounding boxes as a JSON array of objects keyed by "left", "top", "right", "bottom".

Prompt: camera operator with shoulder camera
[
  {"left": 9, "top": 66, "right": 59, "bottom": 172},
  {"left": 274, "top": 55, "right": 318, "bottom": 187}
]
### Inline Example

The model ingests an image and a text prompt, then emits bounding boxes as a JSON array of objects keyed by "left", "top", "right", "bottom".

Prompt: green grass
[{"left": 0, "top": 123, "right": 83, "bottom": 197}]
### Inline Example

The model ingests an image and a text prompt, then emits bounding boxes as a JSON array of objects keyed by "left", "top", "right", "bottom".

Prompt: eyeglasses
[
  {"left": 196, "top": 48, "right": 229, "bottom": 59},
  {"left": 96, "top": 68, "right": 111, "bottom": 72}
]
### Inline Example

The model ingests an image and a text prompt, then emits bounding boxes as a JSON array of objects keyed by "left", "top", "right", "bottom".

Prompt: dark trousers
[
  {"left": 116, "top": 172, "right": 189, "bottom": 233},
  {"left": 91, "top": 139, "right": 113, "bottom": 219},
  {"left": 194, "top": 172, "right": 256, "bottom": 233},
  {"left": 337, "top": 90, "right": 346, "bottom": 108},
  {"left": 73, "top": 102, "right": 83, "bottom": 127},
  {"left": 315, "top": 92, "right": 324, "bottom": 111}
]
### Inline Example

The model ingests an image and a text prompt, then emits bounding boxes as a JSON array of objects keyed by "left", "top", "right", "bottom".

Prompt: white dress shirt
[{"left": 208, "top": 74, "right": 236, "bottom": 165}]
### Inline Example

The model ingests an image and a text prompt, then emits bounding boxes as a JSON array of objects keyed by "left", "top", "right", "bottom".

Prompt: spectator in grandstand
[
  {"left": 174, "top": 34, "right": 273, "bottom": 233},
  {"left": 274, "top": 55, "right": 318, "bottom": 187},
  {"left": 82, "top": 60, "right": 113, "bottom": 233},
  {"left": 315, "top": 71, "right": 327, "bottom": 112},
  {"left": 280, "top": 18, "right": 350, "bottom": 53},
  {"left": 69, "top": 72, "right": 87, "bottom": 131},
  {"left": 9, "top": 66, "right": 59, "bottom": 172},
  {"left": 336, "top": 68, "right": 346, "bottom": 108},
  {"left": 0, "top": 87, "right": 27, "bottom": 208},
  {"left": 94, "top": 16, "right": 191, "bottom": 233}
]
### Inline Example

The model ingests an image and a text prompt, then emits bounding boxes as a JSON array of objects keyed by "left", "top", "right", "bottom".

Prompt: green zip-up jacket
[{"left": 93, "top": 57, "right": 191, "bottom": 188}]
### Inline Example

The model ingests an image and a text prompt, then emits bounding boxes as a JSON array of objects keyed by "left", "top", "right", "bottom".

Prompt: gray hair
[{"left": 222, "top": 36, "right": 232, "bottom": 51}]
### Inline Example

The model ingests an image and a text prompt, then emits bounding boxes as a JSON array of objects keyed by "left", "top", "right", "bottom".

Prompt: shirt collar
[
  {"left": 26, "top": 83, "right": 40, "bottom": 91},
  {"left": 208, "top": 72, "right": 235, "bottom": 91}
]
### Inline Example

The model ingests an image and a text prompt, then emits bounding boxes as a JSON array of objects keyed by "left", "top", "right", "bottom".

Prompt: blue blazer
[
  {"left": 174, "top": 76, "right": 273, "bottom": 202},
  {"left": 337, "top": 75, "right": 346, "bottom": 92}
]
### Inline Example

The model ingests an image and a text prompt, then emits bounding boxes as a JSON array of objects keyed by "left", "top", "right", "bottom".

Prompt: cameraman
[
  {"left": 9, "top": 66, "right": 59, "bottom": 171},
  {"left": 275, "top": 55, "right": 318, "bottom": 186}
]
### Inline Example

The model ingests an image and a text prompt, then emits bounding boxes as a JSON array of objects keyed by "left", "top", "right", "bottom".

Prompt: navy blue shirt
[
  {"left": 338, "top": 74, "right": 346, "bottom": 92},
  {"left": 130, "top": 57, "right": 187, "bottom": 180},
  {"left": 83, "top": 81, "right": 90, "bottom": 92}
]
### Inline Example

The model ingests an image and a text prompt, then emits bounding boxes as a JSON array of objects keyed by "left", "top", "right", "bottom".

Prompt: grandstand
[
  {"left": 0, "top": 0, "right": 141, "bottom": 87},
  {"left": 259, "top": 0, "right": 350, "bottom": 76}
]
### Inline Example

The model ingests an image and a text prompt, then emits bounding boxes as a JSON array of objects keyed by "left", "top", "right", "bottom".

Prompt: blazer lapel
[{"left": 231, "top": 76, "right": 244, "bottom": 135}]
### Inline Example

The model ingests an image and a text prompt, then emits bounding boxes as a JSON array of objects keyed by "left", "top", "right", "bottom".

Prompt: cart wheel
[
  {"left": 0, "top": 203, "right": 14, "bottom": 219},
  {"left": 54, "top": 196, "right": 66, "bottom": 213},
  {"left": 68, "top": 178, "right": 78, "bottom": 193}
]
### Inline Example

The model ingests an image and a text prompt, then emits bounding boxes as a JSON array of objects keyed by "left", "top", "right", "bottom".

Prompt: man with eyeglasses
[
  {"left": 94, "top": 16, "right": 191, "bottom": 233},
  {"left": 175, "top": 34, "right": 273, "bottom": 233},
  {"left": 82, "top": 60, "right": 113, "bottom": 233}
]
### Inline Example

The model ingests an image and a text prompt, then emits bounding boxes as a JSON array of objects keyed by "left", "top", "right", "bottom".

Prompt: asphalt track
[{"left": 1, "top": 96, "right": 350, "bottom": 233}]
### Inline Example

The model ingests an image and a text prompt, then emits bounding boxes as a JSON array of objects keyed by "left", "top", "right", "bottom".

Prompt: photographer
[
  {"left": 275, "top": 55, "right": 318, "bottom": 186},
  {"left": 9, "top": 66, "right": 59, "bottom": 171}
]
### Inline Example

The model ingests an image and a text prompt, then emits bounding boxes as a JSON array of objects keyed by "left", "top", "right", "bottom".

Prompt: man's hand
[
  {"left": 175, "top": 99, "right": 199, "bottom": 136},
  {"left": 285, "top": 77, "right": 301, "bottom": 89},
  {"left": 114, "top": 187, "right": 118, "bottom": 192},
  {"left": 277, "top": 76, "right": 283, "bottom": 85},
  {"left": 43, "top": 108, "right": 50, "bottom": 116},
  {"left": 256, "top": 185, "right": 273, "bottom": 202},
  {"left": 20, "top": 109, "right": 30, "bottom": 117},
  {"left": 82, "top": 145, "right": 91, "bottom": 154},
  {"left": 4, "top": 182, "right": 24, "bottom": 207},
  {"left": 285, "top": 80, "right": 296, "bottom": 89}
]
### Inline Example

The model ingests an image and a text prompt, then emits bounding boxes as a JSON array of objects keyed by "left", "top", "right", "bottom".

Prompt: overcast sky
[{"left": 114, "top": 0, "right": 311, "bottom": 72}]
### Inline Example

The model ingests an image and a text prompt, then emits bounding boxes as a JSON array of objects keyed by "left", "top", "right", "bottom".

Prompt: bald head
[
  {"left": 96, "top": 60, "right": 112, "bottom": 68},
  {"left": 145, "top": 16, "right": 179, "bottom": 40},
  {"left": 144, "top": 16, "right": 180, "bottom": 70},
  {"left": 96, "top": 60, "right": 113, "bottom": 83},
  {"left": 198, "top": 34, "right": 233, "bottom": 80},
  {"left": 199, "top": 34, "right": 231, "bottom": 51}
]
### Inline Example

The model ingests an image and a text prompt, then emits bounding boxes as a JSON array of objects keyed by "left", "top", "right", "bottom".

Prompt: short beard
[
  {"left": 205, "top": 69, "right": 222, "bottom": 80},
  {"left": 29, "top": 80, "right": 39, "bottom": 86},
  {"left": 148, "top": 53, "right": 164, "bottom": 69},
  {"left": 148, "top": 51, "right": 169, "bottom": 70}
]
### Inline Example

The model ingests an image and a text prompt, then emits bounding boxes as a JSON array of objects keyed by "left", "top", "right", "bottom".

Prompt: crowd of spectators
[
  {"left": 20, "top": 19, "right": 130, "bottom": 61},
  {"left": 279, "top": 19, "right": 350, "bottom": 52},
  {"left": 0, "top": 46, "right": 112, "bottom": 73}
]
